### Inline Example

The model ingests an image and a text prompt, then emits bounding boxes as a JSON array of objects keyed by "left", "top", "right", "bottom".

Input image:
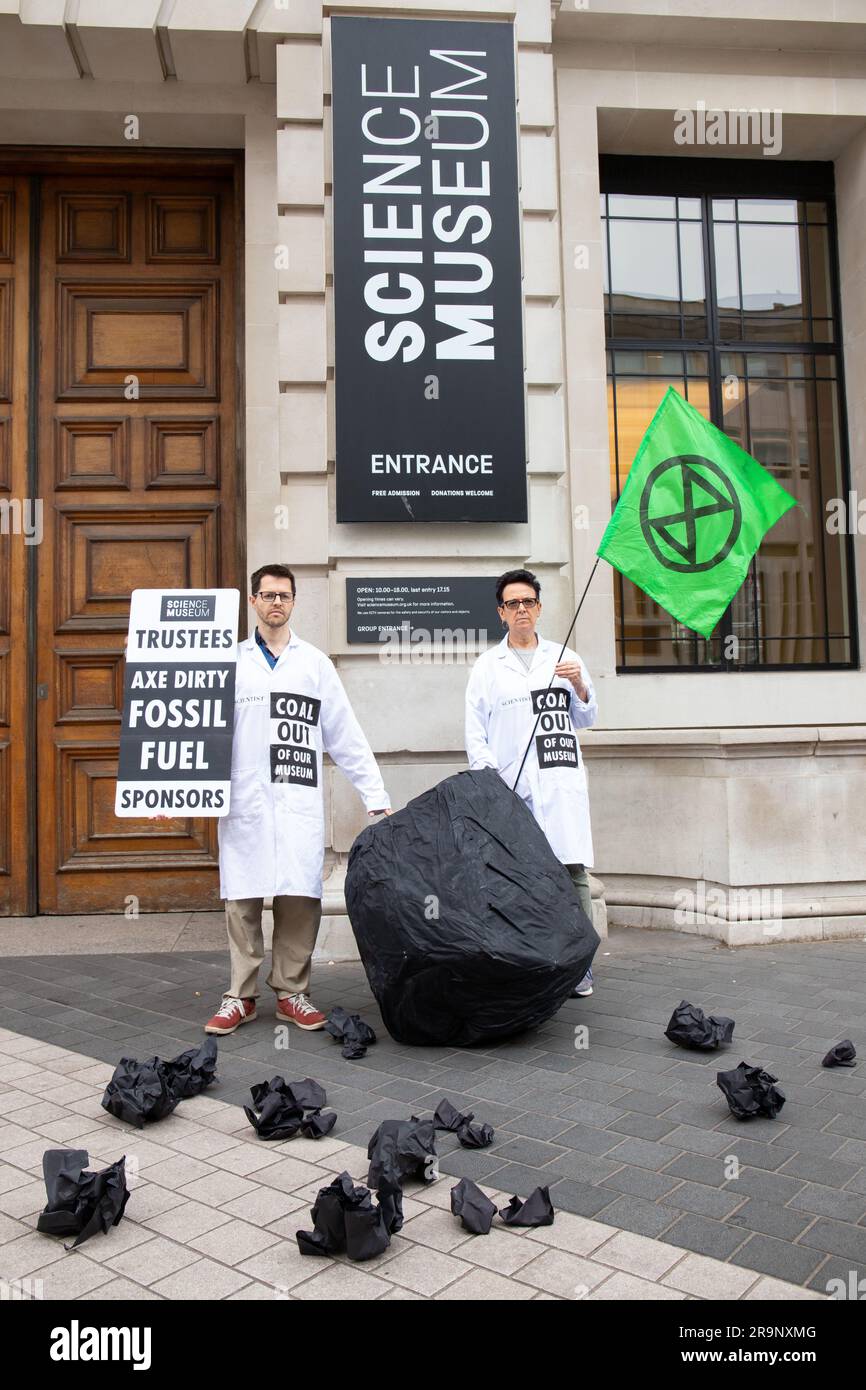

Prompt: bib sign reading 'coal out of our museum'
[
  {"left": 115, "top": 590, "right": 239, "bottom": 818},
  {"left": 533, "top": 688, "right": 579, "bottom": 770},
  {"left": 270, "top": 692, "right": 321, "bottom": 786},
  {"left": 331, "top": 16, "right": 527, "bottom": 524}
]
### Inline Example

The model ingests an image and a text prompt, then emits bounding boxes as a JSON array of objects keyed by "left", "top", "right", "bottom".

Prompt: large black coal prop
[{"left": 346, "top": 768, "right": 599, "bottom": 1046}]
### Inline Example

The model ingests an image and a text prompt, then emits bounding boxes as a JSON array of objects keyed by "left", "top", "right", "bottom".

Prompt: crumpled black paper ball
[
  {"left": 822, "top": 1040, "right": 857, "bottom": 1069},
  {"left": 665, "top": 1000, "right": 734, "bottom": 1051},
  {"left": 432, "top": 1097, "right": 494, "bottom": 1149},
  {"left": 101, "top": 1058, "right": 180, "bottom": 1128},
  {"left": 451, "top": 1178, "right": 496, "bottom": 1235},
  {"left": 296, "top": 1172, "right": 390, "bottom": 1262},
  {"left": 101, "top": 1040, "right": 219, "bottom": 1127},
  {"left": 37, "top": 1149, "right": 130, "bottom": 1249},
  {"left": 324, "top": 1006, "right": 377, "bottom": 1060},
  {"left": 499, "top": 1186, "right": 555, "bottom": 1228},
  {"left": 717, "top": 1061, "right": 785, "bottom": 1119},
  {"left": 244, "top": 1076, "right": 337, "bottom": 1141},
  {"left": 159, "top": 1039, "right": 219, "bottom": 1098},
  {"left": 366, "top": 1117, "right": 438, "bottom": 1234}
]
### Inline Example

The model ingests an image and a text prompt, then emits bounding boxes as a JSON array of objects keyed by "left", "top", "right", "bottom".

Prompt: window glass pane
[
  {"left": 611, "top": 313, "right": 684, "bottom": 339},
  {"left": 720, "top": 376, "right": 748, "bottom": 452},
  {"left": 609, "top": 377, "right": 684, "bottom": 491},
  {"left": 805, "top": 200, "right": 828, "bottom": 223},
  {"left": 679, "top": 221, "right": 705, "bottom": 307},
  {"left": 617, "top": 624, "right": 724, "bottom": 667},
  {"left": 728, "top": 560, "right": 825, "bottom": 667},
  {"left": 713, "top": 199, "right": 735, "bottom": 221},
  {"left": 713, "top": 222, "right": 740, "bottom": 310},
  {"left": 697, "top": 635, "right": 725, "bottom": 664},
  {"left": 742, "top": 318, "right": 810, "bottom": 343},
  {"left": 718, "top": 313, "right": 741, "bottom": 339},
  {"left": 617, "top": 638, "right": 725, "bottom": 666},
  {"left": 737, "top": 198, "right": 798, "bottom": 223},
  {"left": 738, "top": 223, "right": 802, "bottom": 313},
  {"left": 815, "top": 378, "right": 850, "bottom": 643},
  {"left": 609, "top": 219, "right": 680, "bottom": 306},
  {"left": 681, "top": 378, "right": 710, "bottom": 415},
  {"left": 720, "top": 351, "right": 745, "bottom": 378},
  {"left": 609, "top": 375, "right": 710, "bottom": 519},
  {"left": 617, "top": 614, "right": 695, "bottom": 667},
  {"left": 608, "top": 194, "right": 676, "bottom": 219},
  {"left": 807, "top": 224, "right": 833, "bottom": 324},
  {"left": 607, "top": 380, "right": 617, "bottom": 479},
  {"left": 746, "top": 353, "right": 804, "bottom": 378},
  {"left": 755, "top": 548, "right": 824, "bottom": 665},
  {"left": 728, "top": 568, "right": 762, "bottom": 665},
  {"left": 678, "top": 197, "right": 701, "bottom": 219},
  {"left": 828, "top": 638, "right": 852, "bottom": 662},
  {"left": 746, "top": 377, "right": 810, "bottom": 485},
  {"left": 612, "top": 350, "right": 684, "bottom": 376}
]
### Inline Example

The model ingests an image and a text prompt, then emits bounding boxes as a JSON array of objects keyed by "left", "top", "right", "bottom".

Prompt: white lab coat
[
  {"left": 465, "top": 633, "right": 597, "bottom": 867},
  {"left": 218, "top": 631, "right": 389, "bottom": 900}
]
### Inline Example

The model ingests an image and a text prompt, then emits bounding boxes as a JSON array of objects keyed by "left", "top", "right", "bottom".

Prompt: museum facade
[{"left": 1, "top": 0, "right": 865, "bottom": 949}]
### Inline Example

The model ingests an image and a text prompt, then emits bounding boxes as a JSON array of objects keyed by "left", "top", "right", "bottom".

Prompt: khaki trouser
[
  {"left": 224, "top": 896, "right": 322, "bottom": 1001},
  {"left": 566, "top": 863, "right": 593, "bottom": 926}
]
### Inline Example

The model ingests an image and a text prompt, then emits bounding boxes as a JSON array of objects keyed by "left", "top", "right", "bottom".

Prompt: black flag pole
[{"left": 511, "top": 557, "right": 601, "bottom": 793}]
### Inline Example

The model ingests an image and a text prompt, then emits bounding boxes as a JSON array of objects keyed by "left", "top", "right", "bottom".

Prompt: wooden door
[
  {"left": 16, "top": 156, "right": 243, "bottom": 914},
  {"left": 0, "top": 178, "right": 33, "bottom": 916}
]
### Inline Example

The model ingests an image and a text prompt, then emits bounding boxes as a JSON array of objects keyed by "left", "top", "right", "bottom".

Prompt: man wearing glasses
[
  {"left": 205, "top": 564, "right": 391, "bottom": 1036},
  {"left": 464, "top": 568, "right": 596, "bottom": 998}
]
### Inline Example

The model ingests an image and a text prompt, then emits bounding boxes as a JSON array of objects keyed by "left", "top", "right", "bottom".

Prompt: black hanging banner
[{"left": 331, "top": 16, "right": 527, "bottom": 524}]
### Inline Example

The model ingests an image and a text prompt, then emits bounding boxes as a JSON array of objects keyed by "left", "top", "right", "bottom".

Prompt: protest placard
[{"left": 115, "top": 589, "right": 239, "bottom": 817}]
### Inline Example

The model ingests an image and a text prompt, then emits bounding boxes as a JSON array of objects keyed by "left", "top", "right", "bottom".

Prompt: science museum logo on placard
[{"left": 160, "top": 594, "right": 217, "bottom": 622}]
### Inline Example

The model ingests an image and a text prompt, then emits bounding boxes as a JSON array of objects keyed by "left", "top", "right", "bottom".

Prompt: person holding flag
[
  {"left": 464, "top": 569, "right": 597, "bottom": 998},
  {"left": 463, "top": 387, "right": 796, "bottom": 1011}
]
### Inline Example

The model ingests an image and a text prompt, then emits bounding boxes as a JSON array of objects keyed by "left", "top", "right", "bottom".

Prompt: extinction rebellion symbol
[{"left": 639, "top": 454, "right": 742, "bottom": 572}]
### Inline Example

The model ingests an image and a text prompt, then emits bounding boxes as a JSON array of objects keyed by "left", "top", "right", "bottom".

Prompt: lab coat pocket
[
  {"left": 225, "top": 766, "right": 264, "bottom": 821},
  {"left": 544, "top": 758, "right": 588, "bottom": 796}
]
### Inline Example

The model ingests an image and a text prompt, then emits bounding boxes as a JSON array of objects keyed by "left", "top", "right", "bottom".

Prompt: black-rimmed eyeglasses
[{"left": 500, "top": 597, "right": 538, "bottom": 612}]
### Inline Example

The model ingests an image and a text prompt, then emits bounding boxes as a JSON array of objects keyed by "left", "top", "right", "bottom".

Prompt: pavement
[{"left": 1, "top": 922, "right": 864, "bottom": 1301}]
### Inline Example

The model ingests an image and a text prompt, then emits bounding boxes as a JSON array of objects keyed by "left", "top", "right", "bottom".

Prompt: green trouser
[{"left": 566, "top": 862, "right": 593, "bottom": 926}]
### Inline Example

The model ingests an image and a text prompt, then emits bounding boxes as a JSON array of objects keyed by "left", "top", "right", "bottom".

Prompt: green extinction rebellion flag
[{"left": 597, "top": 386, "right": 797, "bottom": 639}]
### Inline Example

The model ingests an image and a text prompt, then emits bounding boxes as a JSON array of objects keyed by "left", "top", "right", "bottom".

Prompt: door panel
[
  {"left": 0, "top": 177, "right": 31, "bottom": 916},
  {"left": 29, "top": 162, "right": 242, "bottom": 914}
]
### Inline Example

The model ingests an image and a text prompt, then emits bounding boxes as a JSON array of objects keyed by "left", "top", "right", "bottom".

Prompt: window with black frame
[{"left": 600, "top": 159, "right": 855, "bottom": 671}]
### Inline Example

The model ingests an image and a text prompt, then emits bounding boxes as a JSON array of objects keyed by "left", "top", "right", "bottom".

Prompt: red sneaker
[
  {"left": 275, "top": 993, "right": 326, "bottom": 1030},
  {"left": 205, "top": 996, "right": 257, "bottom": 1034}
]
